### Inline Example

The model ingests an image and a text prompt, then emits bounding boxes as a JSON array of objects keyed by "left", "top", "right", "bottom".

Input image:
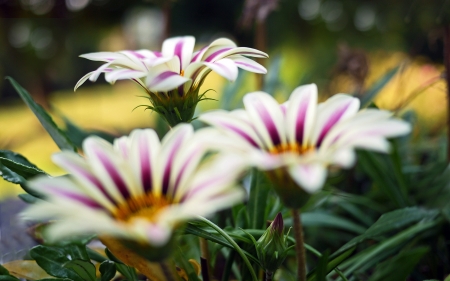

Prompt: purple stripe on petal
[
  {"left": 130, "top": 51, "right": 145, "bottom": 59},
  {"left": 139, "top": 136, "right": 152, "bottom": 193},
  {"left": 154, "top": 51, "right": 163, "bottom": 57},
  {"left": 66, "top": 162, "right": 117, "bottom": 204},
  {"left": 177, "top": 85, "right": 184, "bottom": 96},
  {"left": 317, "top": 103, "right": 351, "bottom": 146},
  {"left": 235, "top": 61, "right": 263, "bottom": 71},
  {"left": 51, "top": 188, "right": 103, "bottom": 209},
  {"left": 295, "top": 97, "right": 310, "bottom": 144},
  {"left": 253, "top": 101, "right": 282, "bottom": 146},
  {"left": 219, "top": 122, "right": 260, "bottom": 148},
  {"left": 173, "top": 147, "right": 202, "bottom": 194},
  {"left": 97, "top": 151, "right": 131, "bottom": 199},
  {"left": 150, "top": 71, "right": 178, "bottom": 86},
  {"left": 204, "top": 48, "right": 232, "bottom": 62},
  {"left": 191, "top": 46, "right": 208, "bottom": 62},
  {"left": 174, "top": 40, "right": 184, "bottom": 71},
  {"left": 162, "top": 136, "right": 184, "bottom": 195}
]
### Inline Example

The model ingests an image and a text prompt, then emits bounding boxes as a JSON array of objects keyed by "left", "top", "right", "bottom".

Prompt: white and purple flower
[
  {"left": 75, "top": 36, "right": 268, "bottom": 126},
  {"left": 76, "top": 36, "right": 267, "bottom": 93},
  {"left": 22, "top": 124, "right": 245, "bottom": 247},
  {"left": 199, "top": 84, "right": 411, "bottom": 203}
]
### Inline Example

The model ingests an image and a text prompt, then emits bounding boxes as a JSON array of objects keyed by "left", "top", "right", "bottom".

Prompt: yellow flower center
[
  {"left": 269, "top": 143, "right": 315, "bottom": 155},
  {"left": 115, "top": 193, "right": 171, "bottom": 222},
  {"left": 180, "top": 70, "right": 185, "bottom": 76}
]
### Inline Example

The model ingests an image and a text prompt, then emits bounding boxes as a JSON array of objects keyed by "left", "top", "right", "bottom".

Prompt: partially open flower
[
  {"left": 199, "top": 84, "right": 411, "bottom": 208},
  {"left": 255, "top": 213, "right": 289, "bottom": 273},
  {"left": 75, "top": 36, "right": 268, "bottom": 126},
  {"left": 22, "top": 124, "right": 245, "bottom": 259}
]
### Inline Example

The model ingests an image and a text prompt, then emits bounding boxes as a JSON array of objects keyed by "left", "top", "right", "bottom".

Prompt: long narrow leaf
[{"left": 6, "top": 77, "right": 76, "bottom": 152}]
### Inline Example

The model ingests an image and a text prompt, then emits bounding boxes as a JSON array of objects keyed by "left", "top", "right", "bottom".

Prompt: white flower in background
[
  {"left": 199, "top": 84, "right": 411, "bottom": 207},
  {"left": 22, "top": 124, "right": 245, "bottom": 247},
  {"left": 75, "top": 36, "right": 268, "bottom": 126}
]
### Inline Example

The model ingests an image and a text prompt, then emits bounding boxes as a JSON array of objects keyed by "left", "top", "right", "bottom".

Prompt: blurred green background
[{"left": 0, "top": 0, "right": 448, "bottom": 198}]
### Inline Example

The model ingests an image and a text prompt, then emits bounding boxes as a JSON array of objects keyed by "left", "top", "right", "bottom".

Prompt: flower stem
[
  {"left": 265, "top": 271, "right": 274, "bottom": 281},
  {"left": 292, "top": 209, "right": 306, "bottom": 281},
  {"left": 199, "top": 237, "right": 212, "bottom": 281}
]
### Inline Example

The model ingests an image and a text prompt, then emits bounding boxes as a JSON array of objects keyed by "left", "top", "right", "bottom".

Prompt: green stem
[
  {"left": 197, "top": 216, "right": 258, "bottom": 281},
  {"left": 292, "top": 209, "right": 307, "bottom": 281}
]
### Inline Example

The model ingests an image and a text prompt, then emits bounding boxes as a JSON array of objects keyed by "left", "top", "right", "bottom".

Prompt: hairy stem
[{"left": 292, "top": 209, "right": 306, "bottom": 281}]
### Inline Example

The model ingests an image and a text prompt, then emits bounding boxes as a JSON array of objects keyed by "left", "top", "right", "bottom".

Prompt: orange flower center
[
  {"left": 180, "top": 69, "right": 185, "bottom": 77},
  {"left": 269, "top": 143, "right": 315, "bottom": 155},
  {"left": 115, "top": 194, "right": 172, "bottom": 222}
]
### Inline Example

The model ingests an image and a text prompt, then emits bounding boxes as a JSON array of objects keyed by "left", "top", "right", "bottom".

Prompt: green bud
[{"left": 255, "top": 212, "right": 289, "bottom": 272}]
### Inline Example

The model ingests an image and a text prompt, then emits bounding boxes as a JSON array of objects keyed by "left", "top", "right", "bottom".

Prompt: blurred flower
[
  {"left": 255, "top": 212, "right": 289, "bottom": 273},
  {"left": 199, "top": 84, "right": 411, "bottom": 208},
  {"left": 22, "top": 124, "right": 245, "bottom": 253},
  {"left": 75, "top": 36, "right": 268, "bottom": 126}
]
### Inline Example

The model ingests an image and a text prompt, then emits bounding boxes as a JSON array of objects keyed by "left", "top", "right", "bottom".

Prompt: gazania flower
[
  {"left": 22, "top": 124, "right": 245, "bottom": 250},
  {"left": 199, "top": 84, "right": 411, "bottom": 208},
  {"left": 75, "top": 36, "right": 268, "bottom": 126}
]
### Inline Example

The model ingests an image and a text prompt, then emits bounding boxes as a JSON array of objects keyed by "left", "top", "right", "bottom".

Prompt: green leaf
[
  {"left": 300, "top": 212, "right": 366, "bottom": 234},
  {"left": 115, "top": 264, "right": 137, "bottom": 281},
  {"left": 315, "top": 250, "right": 330, "bottom": 281},
  {"left": 0, "top": 264, "right": 10, "bottom": 275},
  {"left": 368, "top": 247, "right": 429, "bottom": 281},
  {"left": 6, "top": 77, "right": 76, "bottom": 152},
  {"left": 86, "top": 248, "right": 107, "bottom": 263},
  {"left": 360, "top": 66, "right": 399, "bottom": 107},
  {"left": 65, "top": 244, "right": 90, "bottom": 261},
  {"left": 18, "top": 193, "right": 39, "bottom": 204},
  {"left": 104, "top": 250, "right": 137, "bottom": 281},
  {"left": 357, "top": 150, "right": 409, "bottom": 208},
  {"left": 29, "top": 245, "right": 80, "bottom": 281},
  {"left": 36, "top": 279, "right": 73, "bottom": 281},
  {"left": 247, "top": 169, "right": 272, "bottom": 230},
  {"left": 63, "top": 260, "right": 96, "bottom": 281},
  {"left": 0, "top": 150, "right": 45, "bottom": 179},
  {"left": 332, "top": 207, "right": 438, "bottom": 258},
  {"left": 99, "top": 261, "right": 116, "bottom": 281},
  {"left": 0, "top": 276, "right": 20, "bottom": 281},
  {"left": 62, "top": 117, "right": 115, "bottom": 149},
  {"left": 307, "top": 247, "right": 354, "bottom": 281}
]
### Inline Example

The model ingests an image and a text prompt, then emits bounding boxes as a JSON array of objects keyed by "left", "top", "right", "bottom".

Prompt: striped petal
[
  {"left": 146, "top": 61, "right": 189, "bottom": 92},
  {"left": 83, "top": 137, "right": 134, "bottom": 204},
  {"left": 52, "top": 152, "right": 117, "bottom": 212},
  {"left": 128, "top": 129, "right": 161, "bottom": 195},
  {"left": 228, "top": 55, "right": 267, "bottom": 74},
  {"left": 243, "top": 92, "right": 286, "bottom": 150},
  {"left": 311, "top": 94, "right": 360, "bottom": 147},
  {"left": 162, "top": 36, "right": 195, "bottom": 72},
  {"left": 203, "top": 46, "right": 268, "bottom": 63},
  {"left": 203, "top": 58, "right": 238, "bottom": 81},
  {"left": 286, "top": 84, "right": 318, "bottom": 147},
  {"left": 199, "top": 110, "right": 264, "bottom": 149}
]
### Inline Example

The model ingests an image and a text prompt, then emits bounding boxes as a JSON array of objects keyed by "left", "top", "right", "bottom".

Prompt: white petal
[
  {"left": 286, "top": 84, "right": 318, "bottom": 147},
  {"left": 311, "top": 94, "right": 360, "bottom": 146},
  {"left": 104, "top": 69, "right": 147, "bottom": 84},
  {"left": 243, "top": 92, "right": 286, "bottom": 150},
  {"left": 146, "top": 62, "right": 189, "bottom": 92},
  {"left": 228, "top": 55, "right": 267, "bottom": 74},
  {"left": 74, "top": 71, "right": 94, "bottom": 91},
  {"left": 203, "top": 58, "right": 238, "bottom": 81},
  {"left": 162, "top": 36, "right": 195, "bottom": 71},
  {"left": 288, "top": 163, "right": 327, "bottom": 193}
]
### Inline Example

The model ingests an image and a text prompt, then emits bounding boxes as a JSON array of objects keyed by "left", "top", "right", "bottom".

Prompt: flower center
[
  {"left": 115, "top": 193, "right": 171, "bottom": 222},
  {"left": 269, "top": 143, "right": 315, "bottom": 155},
  {"left": 180, "top": 69, "right": 185, "bottom": 77}
]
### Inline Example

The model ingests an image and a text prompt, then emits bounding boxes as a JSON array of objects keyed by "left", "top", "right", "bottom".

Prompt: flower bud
[{"left": 255, "top": 212, "right": 289, "bottom": 272}]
